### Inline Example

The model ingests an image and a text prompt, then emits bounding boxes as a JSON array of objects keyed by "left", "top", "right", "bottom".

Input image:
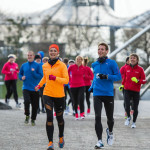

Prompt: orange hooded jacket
[{"left": 38, "top": 60, "right": 69, "bottom": 98}]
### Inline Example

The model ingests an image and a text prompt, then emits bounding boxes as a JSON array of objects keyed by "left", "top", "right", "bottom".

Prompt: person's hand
[
  {"left": 31, "top": 68, "right": 35, "bottom": 71},
  {"left": 119, "top": 85, "right": 124, "bottom": 91},
  {"left": 35, "top": 85, "right": 40, "bottom": 91},
  {"left": 131, "top": 77, "right": 139, "bottom": 83},
  {"left": 96, "top": 73, "right": 108, "bottom": 79},
  {"left": 88, "top": 87, "right": 93, "bottom": 93},
  {"left": 22, "top": 76, "right": 26, "bottom": 80},
  {"left": 49, "top": 75, "right": 56, "bottom": 80}
]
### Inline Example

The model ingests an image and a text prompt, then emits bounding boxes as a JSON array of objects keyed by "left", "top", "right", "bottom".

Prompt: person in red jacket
[
  {"left": 122, "top": 53, "right": 146, "bottom": 128},
  {"left": 1, "top": 54, "right": 21, "bottom": 108},
  {"left": 83, "top": 57, "right": 94, "bottom": 115},
  {"left": 120, "top": 56, "right": 133, "bottom": 118},
  {"left": 68, "top": 55, "right": 85, "bottom": 120}
]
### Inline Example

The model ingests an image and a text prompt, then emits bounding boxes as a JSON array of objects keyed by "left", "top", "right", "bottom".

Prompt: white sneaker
[
  {"left": 16, "top": 103, "right": 21, "bottom": 108},
  {"left": 131, "top": 122, "right": 136, "bottom": 128},
  {"left": 95, "top": 140, "right": 104, "bottom": 149},
  {"left": 125, "top": 117, "right": 131, "bottom": 126},
  {"left": 106, "top": 128, "right": 114, "bottom": 146}
]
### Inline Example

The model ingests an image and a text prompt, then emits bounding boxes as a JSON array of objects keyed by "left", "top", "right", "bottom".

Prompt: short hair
[
  {"left": 98, "top": 42, "right": 109, "bottom": 50},
  {"left": 126, "top": 56, "right": 129, "bottom": 62},
  {"left": 129, "top": 53, "right": 139, "bottom": 62},
  {"left": 83, "top": 57, "right": 88, "bottom": 65},
  {"left": 63, "top": 58, "right": 69, "bottom": 64},
  {"left": 42, "top": 57, "right": 49, "bottom": 62},
  {"left": 28, "top": 51, "right": 35, "bottom": 55}
]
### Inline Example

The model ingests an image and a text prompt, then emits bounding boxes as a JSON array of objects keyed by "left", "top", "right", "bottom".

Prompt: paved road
[{"left": 0, "top": 99, "right": 150, "bottom": 150}]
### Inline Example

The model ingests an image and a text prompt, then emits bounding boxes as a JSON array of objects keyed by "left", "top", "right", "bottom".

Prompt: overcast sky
[{"left": 0, "top": 0, "right": 149, "bottom": 17}]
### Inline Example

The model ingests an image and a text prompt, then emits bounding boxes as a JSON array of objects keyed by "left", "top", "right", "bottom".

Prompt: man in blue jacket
[
  {"left": 89, "top": 43, "right": 121, "bottom": 149},
  {"left": 19, "top": 51, "right": 43, "bottom": 126}
]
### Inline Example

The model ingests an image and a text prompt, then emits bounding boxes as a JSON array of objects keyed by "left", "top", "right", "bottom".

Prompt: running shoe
[
  {"left": 54, "top": 112, "right": 56, "bottom": 118},
  {"left": 95, "top": 140, "right": 104, "bottom": 149},
  {"left": 130, "top": 110, "right": 134, "bottom": 115},
  {"left": 24, "top": 116, "right": 30, "bottom": 124},
  {"left": 47, "top": 141, "right": 54, "bottom": 150},
  {"left": 31, "top": 120, "right": 35, "bottom": 126},
  {"left": 87, "top": 108, "right": 90, "bottom": 114},
  {"left": 58, "top": 137, "right": 65, "bottom": 148},
  {"left": 125, "top": 117, "right": 131, "bottom": 126},
  {"left": 16, "top": 103, "right": 21, "bottom": 108},
  {"left": 75, "top": 113, "right": 79, "bottom": 120},
  {"left": 131, "top": 122, "right": 136, "bottom": 128},
  {"left": 80, "top": 112, "right": 85, "bottom": 119},
  {"left": 106, "top": 128, "right": 114, "bottom": 146}
]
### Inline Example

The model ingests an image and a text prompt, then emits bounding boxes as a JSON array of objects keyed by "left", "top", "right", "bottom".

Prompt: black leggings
[
  {"left": 124, "top": 90, "right": 140, "bottom": 122},
  {"left": 85, "top": 86, "right": 91, "bottom": 109},
  {"left": 5, "top": 80, "right": 18, "bottom": 104},
  {"left": 94, "top": 96, "right": 114, "bottom": 140},
  {"left": 70, "top": 86, "right": 84, "bottom": 114},
  {"left": 43, "top": 95, "right": 65, "bottom": 142},
  {"left": 64, "top": 85, "right": 73, "bottom": 110},
  {"left": 23, "top": 89, "right": 39, "bottom": 120}
]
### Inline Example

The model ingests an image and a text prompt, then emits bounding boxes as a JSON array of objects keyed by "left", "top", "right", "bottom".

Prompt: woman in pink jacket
[
  {"left": 83, "top": 57, "right": 94, "bottom": 114},
  {"left": 68, "top": 56, "right": 85, "bottom": 120},
  {"left": 1, "top": 54, "right": 20, "bottom": 107}
]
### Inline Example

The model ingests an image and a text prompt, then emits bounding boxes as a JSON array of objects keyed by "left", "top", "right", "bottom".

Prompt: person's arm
[
  {"left": 19, "top": 64, "right": 24, "bottom": 80},
  {"left": 107, "top": 60, "right": 122, "bottom": 82},
  {"left": 38, "top": 66, "right": 46, "bottom": 88},
  {"left": 1, "top": 63, "right": 11, "bottom": 75},
  {"left": 55, "top": 65, "right": 69, "bottom": 84},
  {"left": 31, "top": 64, "right": 43, "bottom": 79},
  {"left": 132, "top": 68, "right": 147, "bottom": 85}
]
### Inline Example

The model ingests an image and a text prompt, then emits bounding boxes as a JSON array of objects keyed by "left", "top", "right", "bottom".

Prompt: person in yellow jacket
[{"left": 35, "top": 44, "right": 69, "bottom": 150}]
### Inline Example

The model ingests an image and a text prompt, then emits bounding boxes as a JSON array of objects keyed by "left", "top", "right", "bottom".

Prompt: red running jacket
[
  {"left": 1, "top": 62, "right": 19, "bottom": 81},
  {"left": 83, "top": 66, "right": 94, "bottom": 86},
  {"left": 68, "top": 64, "right": 85, "bottom": 88},
  {"left": 122, "top": 64, "right": 146, "bottom": 92}
]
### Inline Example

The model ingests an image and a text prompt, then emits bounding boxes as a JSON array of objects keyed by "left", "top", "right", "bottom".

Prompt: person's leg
[
  {"left": 132, "top": 91, "right": 140, "bottom": 123},
  {"left": 94, "top": 96, "right": 103, "bottom": 140},
  {"left": 70, "top": 88, "right": 78, "bottom": 114},
  {"left": 30, "top": 91, "right": 39, "bottom": 120},
  {"left": 64, "top": 86, "right": 67, "bottom": 110},
  {"left": 23, "top": 90, "right": 31, "bottom": 117},
  {"left": 85, "top": 86, "right": 91, "bottom": 109},
  {"left": 54, "top": 97, "right": 65, "bottom": 138},
  {"left": 43, "top": 95, "right": 54, "bottom": 142},
  {"left": 12, "top": 80, "right": 19, "bottom": 104},
  {"left": 124, "top": 90, "right": 132, "bottom": 118},
  {"left": 5, "top": 80, "right": 12, "bottom": 103},
  {"left": 78, "top": 86, "right": 85, "bottom": 114},
  {"left": 103, "top": 96, "right": 114, "bottom": 132}
]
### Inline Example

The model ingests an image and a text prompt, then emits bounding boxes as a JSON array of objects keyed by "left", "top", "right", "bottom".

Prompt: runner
[
  {"left": 83, "top": 57, "right": 94, "bottom": 115},
  {"left": 122, "top": 53, "right": 146, "bottom": 128},
  {"left": 1, "top": 54, "right": 21, "bottom": 108},
  {"left": 35, "top": 44, "right": 69, "bottom": 150},
  {"left": 119, "top": 56, "right": 134, "bottom": 118},
  {"left": 89, "top": 43, "right": 121, "bottom": 148},
  {"left": 19, "top": 51, "right": 42, "bottom": 126},
  {"left": 68, "top": 56, "right": 85, "bottom": 120}
]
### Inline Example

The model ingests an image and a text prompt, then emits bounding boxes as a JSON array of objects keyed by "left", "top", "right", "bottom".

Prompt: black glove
[{"left": 98, "top": 74, "right": 108, "bottom": 79}]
